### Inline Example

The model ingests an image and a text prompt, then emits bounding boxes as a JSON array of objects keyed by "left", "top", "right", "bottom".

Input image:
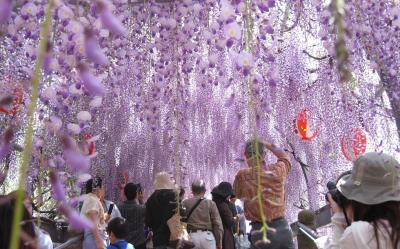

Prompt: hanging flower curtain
[
  {"left": 295, "top": 109, "right": 320, "bottom": 141},
  {"left": 340, "top": 128, "right": 367, "bottom": 161}
]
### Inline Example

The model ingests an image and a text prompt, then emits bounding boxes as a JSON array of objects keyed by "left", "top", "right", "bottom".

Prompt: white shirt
[
  {"left": 80, "top": 193, "right": 106, "bottom": 230},
  {"left": 324, "top": 213, "right": 395, "bottom": 249}
]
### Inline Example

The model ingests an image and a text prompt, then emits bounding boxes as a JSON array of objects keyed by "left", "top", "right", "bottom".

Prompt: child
[{"left": 106, "top": 217, "right": 135, "bottom": 249}]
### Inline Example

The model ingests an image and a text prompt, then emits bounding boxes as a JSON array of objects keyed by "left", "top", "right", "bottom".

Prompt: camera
[{"left": 325, "top": 181, "right": 349, "bottom": 207}]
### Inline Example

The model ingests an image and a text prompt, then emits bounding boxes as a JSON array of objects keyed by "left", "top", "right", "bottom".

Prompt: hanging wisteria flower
[
  {"left": 224, "top": 93, "right": 235, "bottom": 107},
  {"left": 57, "top": 4, "right": 74, "bottom": 20},
  {"left": 78, "top": 64, "right": 107, "bottom": 96},
  {"left": 89, "top": 96, "right": 103, "bottom": 108},
  {"left": 236, "top": 51, "right": 254, "bottom": 76},
  {"left": 77, "top": 111, "right": 92, "bottom": 123},
  {"left": 69, "top": 84, "right": 84, "bottom": 96},
  {"left": 97, "top": 2, "right": 127, "bottom": 37},
  {"left": 0, "top": 0, "right": 12, "bottom": 24},
  {"left": 237, "top": 2, "right": 246, "bottom": 13},
  {"left": 41, "top": 86, "right": 57, "bottom": 105},
  {"left": 208, "top": 54, "right": 218, "bottom": 68},
  {"left": 67, "top": 20, "right": 84, "bottom": 34},
  {"left": 268, "top": 67, "right": 279, "bottom": 87},
  {"left": 48, "top": 155, "right": 65, "bottom": 170},
  {"left": 224, "top": 22, "right": 242, "bottom": 47},
  {"left": 220, "top": 0, "right": 235, "bottom": 22},
  {"left": 99, "top": 29, "right": 110, "bottom": 38},
  {"left": 84, "top": 28, "right": 109, "bottom": 66},
  {"left": 192, "top": 3, "right": 202, "bottom": 15},
  {"left": 20, "top": 2, "right": 38, "bottom": 18},
  {"left": 43, "top": 43, "right": 57, "bottom": 74},
  {"left": 67, "top": 123, "right": 82, "bottom": 135},
  {"left": 62, "top": 136, "right": 90, "bottom": 172},
  {"left": 48, "top": 116, "right": 63, "bottom": 135},
  {"left": 50, "top": 171, "right": 66, "bottom": 202}
]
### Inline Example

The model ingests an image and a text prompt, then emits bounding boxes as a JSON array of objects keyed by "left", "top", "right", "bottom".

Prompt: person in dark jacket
[
  {"left": 119, "top": 182, "right": 146, "bottom": 249},
  {"left": 145, "top": 172, "right": 177, "bottom": 249},
  {"left": 212, "top": 182, "right": 236, "bottom": 249}
]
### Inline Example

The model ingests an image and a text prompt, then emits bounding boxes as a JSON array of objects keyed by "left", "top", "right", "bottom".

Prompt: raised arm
[
  {"left": 264, "top": 142, "right": 290, "bottom": 161},
  {"left": 264, "top": 142, "right": 291, "bottom": 178}
]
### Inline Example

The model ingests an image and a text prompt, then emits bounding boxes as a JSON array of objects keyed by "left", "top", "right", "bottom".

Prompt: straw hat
[
  {"left": 154, "top": 172, "right": 176, "bottom": 190},
  {"left": 338, "top": 152, "right": 400, "bottom": 205}
]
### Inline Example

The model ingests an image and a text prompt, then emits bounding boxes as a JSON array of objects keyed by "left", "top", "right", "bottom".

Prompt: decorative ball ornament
[
  {"left": 295, "top": 109, "right": 320, "bottom": 141},
  {"left": 340, "top": 128, "right": 367, "bottom": 161}
]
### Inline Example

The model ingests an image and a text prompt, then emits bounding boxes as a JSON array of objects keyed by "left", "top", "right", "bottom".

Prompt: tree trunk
[{"left": 379, "top": 71, "right": 400, "bottom": 141}]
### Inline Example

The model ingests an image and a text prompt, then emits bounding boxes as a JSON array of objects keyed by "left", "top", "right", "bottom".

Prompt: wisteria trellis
[{"left": 1, "top": 0, "right": 400, "bottom": 247}]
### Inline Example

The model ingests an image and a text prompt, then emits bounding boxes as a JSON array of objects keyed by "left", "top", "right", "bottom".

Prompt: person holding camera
[
  {"left": 118, "top": 182, "right": 147, "bottom": 249},
  {"left": 233, "top": 139, "right": 294, "bottom": 249},
  {"left": 325, "top": 152, "right": 400, "bottom": 249}
]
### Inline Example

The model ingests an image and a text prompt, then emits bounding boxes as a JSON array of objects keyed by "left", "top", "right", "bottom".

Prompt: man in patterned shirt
[{"left": 233, "top": 139, "right": 294, "bottom": 249}]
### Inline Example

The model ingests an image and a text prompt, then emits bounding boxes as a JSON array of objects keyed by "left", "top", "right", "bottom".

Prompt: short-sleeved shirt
[
  {"left": 80, "top": 193, "right": 106, "bottom": 230},
  {"left": 233, "top": 158, "right": 291, "bottom": 222}
]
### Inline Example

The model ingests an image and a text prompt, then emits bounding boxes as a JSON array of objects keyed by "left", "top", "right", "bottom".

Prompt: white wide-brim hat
[{"left": 154, "top": 172, "right": 176, "bottom": 190}]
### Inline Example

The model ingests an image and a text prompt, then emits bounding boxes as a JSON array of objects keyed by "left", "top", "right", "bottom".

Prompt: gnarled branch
[{"left": 303, "top": 50, "right": 329, "bottom": 60}]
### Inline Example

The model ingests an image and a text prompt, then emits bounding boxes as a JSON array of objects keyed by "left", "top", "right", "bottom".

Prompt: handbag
[
  {"left": 235, "top": 234, "right": 251, "bottom": 249},
  {"left": 234, "top": 216, "right": 250, "bottom": 249},
  {"left": 167, "top": 198, "right": 204, "bottom": 249},
  {"left": 167, "top": 199, "right": 203, "bottom": 249},
  {"left": 167, "top": 213, "right": 195, "bottom": 249}
]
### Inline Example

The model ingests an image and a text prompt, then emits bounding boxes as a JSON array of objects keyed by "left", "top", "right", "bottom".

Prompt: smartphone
[{"left": 108, "top": 203, "right": 114, "bottom": 215}]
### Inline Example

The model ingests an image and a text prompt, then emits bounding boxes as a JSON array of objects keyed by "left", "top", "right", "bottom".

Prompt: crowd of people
[{"left": 1, "top": 139, "right": 400, "bottom": 249}]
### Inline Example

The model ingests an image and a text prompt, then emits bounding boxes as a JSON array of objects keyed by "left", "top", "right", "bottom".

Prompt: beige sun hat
[
  {"left": 337, "top": 152, "right": 400, "bottom": 205},
  {"left": 154, "top": 172, "right": 176, "bottom": 190}
]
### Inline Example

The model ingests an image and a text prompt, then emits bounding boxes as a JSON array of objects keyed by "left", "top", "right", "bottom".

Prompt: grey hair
[{"left": 192, "top": 180, "right": 206, "bottom": 194}]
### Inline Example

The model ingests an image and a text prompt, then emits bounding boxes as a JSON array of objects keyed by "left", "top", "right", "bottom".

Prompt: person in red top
[{"left": 233, "top": 139, "right": 294, "bottom": 249}]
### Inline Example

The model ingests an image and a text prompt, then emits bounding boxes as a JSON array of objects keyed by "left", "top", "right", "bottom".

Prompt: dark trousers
[
  {"left": 249, "top": 218, "right": 294, "bottom": 249},
  {"left": 134, "top": 243, "right": 147, "bottom": 249}
]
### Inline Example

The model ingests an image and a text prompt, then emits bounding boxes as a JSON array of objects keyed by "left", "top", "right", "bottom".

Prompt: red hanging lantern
[
  {"left": 340, "top": 128, "right": 367, "bottom": 161},
  {"left": 295, "top": 109, "right": 320, "bottom": 141}
]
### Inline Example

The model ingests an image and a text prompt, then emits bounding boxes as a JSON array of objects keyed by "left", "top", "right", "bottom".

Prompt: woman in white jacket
[{"left": 325, "top": 152, "right": 400, "bottom": 249}]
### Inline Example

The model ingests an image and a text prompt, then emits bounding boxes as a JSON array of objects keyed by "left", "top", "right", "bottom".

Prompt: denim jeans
[{"left": 249, "top": 218, "right": 294, "bottom": 249}]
